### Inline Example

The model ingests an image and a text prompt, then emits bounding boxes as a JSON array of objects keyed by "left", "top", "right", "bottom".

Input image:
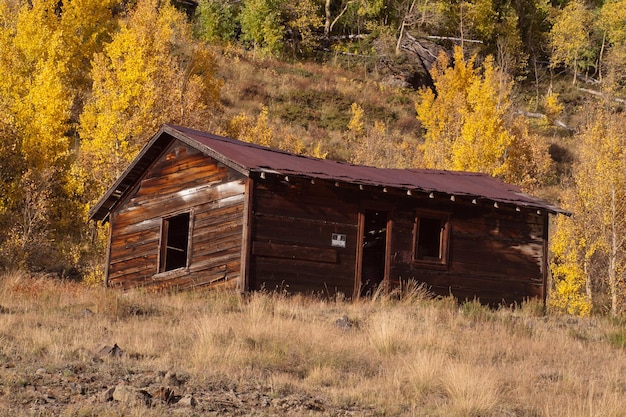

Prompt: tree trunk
[
  {"left": 609, "top": 187, "right": 618, "bottom": 316},
  {"left": 325, "top": 0, "right": 331, "bottom": 37},
  {"left": 598, "top": 31, "right": 606, "bottom": 83},
  {"left": 395, "top": 0, "right": 418, "bottom": 55},
  {"left": 584, "top": 259, "right": 593, "bottom": 313}
]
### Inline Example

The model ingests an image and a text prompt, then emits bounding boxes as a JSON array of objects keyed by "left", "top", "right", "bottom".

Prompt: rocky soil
[{"left": 0, "top": 341, "right": 376, "bottom": 416}]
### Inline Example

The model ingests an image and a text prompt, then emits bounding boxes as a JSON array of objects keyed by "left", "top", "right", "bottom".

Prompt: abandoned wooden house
[{"left": 89, "top": 124, "right": 567, "bottom": 305}]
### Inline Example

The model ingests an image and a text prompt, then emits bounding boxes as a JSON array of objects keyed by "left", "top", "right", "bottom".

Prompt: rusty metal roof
[{"left": 89, "top": 124, "right": 567, "bottom": 221}]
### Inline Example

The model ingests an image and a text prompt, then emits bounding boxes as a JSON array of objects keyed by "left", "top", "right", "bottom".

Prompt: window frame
[
  {"left": 157, "top": 211, "right": 193, "bottom": 274},
  {"left": 412, "top": 209, "right": 450, "bottom": 268}
]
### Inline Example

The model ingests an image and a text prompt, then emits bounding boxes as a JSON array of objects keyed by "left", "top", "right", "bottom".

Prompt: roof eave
[
  {"left": 249, "top": 168, "right": 569, "bottom": 216},
  {"left": 162, "top": 124, "right": 251, "bottom": 177},
  {"left": 88, "top": 127, "right": 172, "bottom": 222},
  {"left": 88, "top": 125, "right": 254, "bottom": 223}
]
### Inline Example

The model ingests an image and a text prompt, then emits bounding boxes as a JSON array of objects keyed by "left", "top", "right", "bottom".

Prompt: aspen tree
[
  {"left": 551, "top": 107, "right": 626, "bottom": 316},
  {"left": 598, "top": 0, "right": 626, "bottom": 94},
  {"left": 416, "top": 47, "right": 473, "bottom": 170},
  {"left": 575, "top": 109, "right": 626, "bottom": 315},
  {"left": 224, "top": 106, "right": 274, "bottom": 147},
  {"left": 0, "top": 0, "right": 96, "bottom": 268},
  {"left": 550, "top": 201, "right": 593, "bottom": 316},
  {"left": 240, "top": 0, "right": 284, "bottom": 55},
  {"left": 416, "top": 46, "right": 552, "bottom": 187},
  {"left": 549, "top": 0, "right": 593, "bottom": 85},
  {"left": 79, "top": 0, "right": 221, "bottom": 202}
]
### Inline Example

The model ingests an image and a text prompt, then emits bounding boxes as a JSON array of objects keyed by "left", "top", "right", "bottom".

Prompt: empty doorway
[{"left": 357, "top": 209, "right": 389, "bottom": 297}]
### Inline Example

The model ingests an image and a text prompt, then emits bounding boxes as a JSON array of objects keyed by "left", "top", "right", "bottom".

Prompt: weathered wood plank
[
  {"left": 194, "top": 220, "right": 242, "bottom": 241},
  {"left": 111, "top": 230, "right": 159, "bottom": 250},
  {"left": 106, "top": 140, "right": 247, "bottom": 290},
  {"left": 253, "top": 215, "right": 357, "bottom": 249},
  {"left": 255, "top": 192, "right": 358, "bottom": 225},
  {"left": 252, "top": 241, "right": 339, "bottom": 263},
  {"left": 123, "top": 182, "right": 245, "bottom": 219},
  {"left": 251, "top": 255, "right": 355, "bottom": 294},
  {"left": 450, "top": 238, "right": 543, "bottom": 277}
]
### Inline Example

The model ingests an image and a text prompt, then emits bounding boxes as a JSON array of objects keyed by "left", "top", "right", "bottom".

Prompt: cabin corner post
[
  {"left": 353, "top": 210, "right": 365, "bottom": 300},
  {"left": 239, "top": 177, "right": 254, "bottom": 293},
  {"left": 103, "top": 214, "right": 114, "bottom": 288},
  {"left": 383, "top": 211, "right": 394, "bottom": 295},
  {"left": 542, "top": 212, "right": 550, "bottom": 306}
]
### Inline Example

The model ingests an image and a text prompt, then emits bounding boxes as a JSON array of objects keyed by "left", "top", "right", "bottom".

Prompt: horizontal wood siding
[
  {"left": 389, "top": 199, "right": 547, "bottom": 305},
  {"left": 249, "top": 180, "right": 359, "bottom": 297},
  {"left": 107, "top": 142, "right": 245, "bottom": 290}
]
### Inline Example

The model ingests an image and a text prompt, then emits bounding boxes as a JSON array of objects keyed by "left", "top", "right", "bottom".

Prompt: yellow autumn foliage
[
  {"left": 549, "top": 214, "right": 592, "bottom": 316},
  {"left": 225, "top": 105, "right": 274, "bottom": 147},
  {"left": 78, "top": 0, "right": 221, "bottom": 203},
  {"left": 416, "top": 46, "right": 552, "bottom": 188}
]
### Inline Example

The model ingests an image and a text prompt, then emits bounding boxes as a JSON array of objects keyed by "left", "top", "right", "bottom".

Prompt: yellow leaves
[
  {"left": 416, "top": 46, "right": 522, "bottom": 179},
  {"left": 598, "top": 0, "right": 626, "bottom": 46},
  {"left": 454, "top": 56, "right": 513, "bottom": 175},
  {"left": 542, "top": 91, "right": 564, "bottom": 127},
  {"left": 549, "top": 0, "right": 593, "bottom": 83},
  {"left": 78, "top": 0, "right": 221, "bottom": 201},
  {"left": 549, "top": 215, "right": 591, "bottom": 316},
  {"left": 348, "top": 102, "right": 365, "bottom": 139},
  {"left": 0, "top": 1, "right": 74, "bottom": 171},
  {"left": 500, "top": 117, "right": 553, "bottom": 190},
  {"left": 224, "top": 106, "right": 329, "bottom": 160},
  {"left": 551, "top": 107, "right": 626, "bottom": 316},
  {"left": 225, "top": 105, "right": 274, "bottom": 147}
]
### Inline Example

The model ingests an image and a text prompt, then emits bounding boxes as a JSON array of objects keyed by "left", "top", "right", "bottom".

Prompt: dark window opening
[
  {"left": 414, "top": 214, "right": 448, "bottom": 263},
  {"left": 160, "top": 212, "right": 190, "bottom": 272}
]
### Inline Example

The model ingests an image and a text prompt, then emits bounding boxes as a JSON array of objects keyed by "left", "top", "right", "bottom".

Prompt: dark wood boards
[
  {"left": 252, "top": 241, "right": 339, "bottom": 263},
  {"left": 388, "top": 201, "right": 547, "bottom": 305},
  {"left": 249, "top": 180, "right": 359, "bottom": 297},
  {"left": 106, "top": 142, "right": 245, "bottom": 290}
]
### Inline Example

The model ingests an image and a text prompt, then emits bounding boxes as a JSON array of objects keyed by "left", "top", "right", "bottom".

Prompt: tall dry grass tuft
[
  {"left": 405, "top": 349, "right": 447, "bottom": 398},
  {"left": 365, "top": 308, "right": 412, "bottom": 355},
  {"left": 440, "top": 363, "right": 501, "bottom": 416}
]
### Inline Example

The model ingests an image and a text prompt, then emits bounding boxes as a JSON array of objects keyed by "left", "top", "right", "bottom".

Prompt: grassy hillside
[
  {"left": 211, "top": 46, "right": 424, "bottom": 163},
  {"left": 210, "top": 44, "right": 580, "bottom": 175},
  {"left": 1, "top": 271, "right": 625, "bottom": 416}
]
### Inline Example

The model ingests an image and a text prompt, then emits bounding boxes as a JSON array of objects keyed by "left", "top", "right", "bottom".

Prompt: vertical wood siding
[{"left": 107, "top": 142, "right": 245, "bottom": 290}]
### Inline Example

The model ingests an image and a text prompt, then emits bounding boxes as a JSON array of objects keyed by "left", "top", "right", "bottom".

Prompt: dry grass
[{"left": 1, "top": 271, "right": 626, "bottom": 415}]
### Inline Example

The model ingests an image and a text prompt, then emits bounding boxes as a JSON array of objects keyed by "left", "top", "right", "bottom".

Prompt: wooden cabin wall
[
  {"left": 389, "top": 198, "right": 547, "bottom": 305},
  {"left": 249, "top": 180, "right": 360, "bottom": 297},
  {"left": 107, "top": 142, "right": 245, "bottom": 290}
]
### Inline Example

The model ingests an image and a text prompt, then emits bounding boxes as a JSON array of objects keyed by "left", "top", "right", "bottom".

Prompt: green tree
[
  {"left": 239, "top": 0, "right": 321, "bottom": 57},
  {"left": 549, "top": 0, "right": 593, "bottom": 85},
  {"left": 195, "top": 0, "right": 239, "bottom": 43},
  {"left": 240, "top": 0, "right": 284, "bottom": 55}
]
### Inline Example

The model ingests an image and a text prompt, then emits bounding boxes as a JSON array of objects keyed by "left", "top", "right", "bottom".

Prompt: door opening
[{"left": 359, "top": 209, "right": 388, "bottom": 296}]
